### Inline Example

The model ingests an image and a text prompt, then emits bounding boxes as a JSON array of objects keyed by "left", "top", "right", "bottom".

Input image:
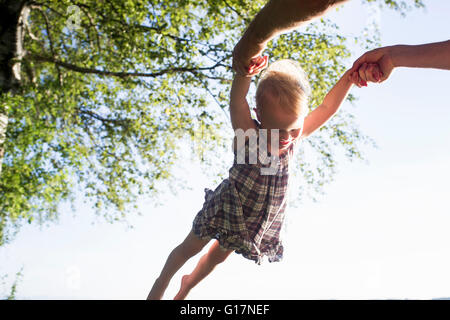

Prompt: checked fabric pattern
[{"left": 192, "top": 119, "right": 298, "bottom": 265}]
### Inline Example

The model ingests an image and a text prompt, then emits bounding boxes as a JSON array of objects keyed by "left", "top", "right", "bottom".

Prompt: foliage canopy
[{"left": 0, "top": 0, "right": 424, "bottom": 246}]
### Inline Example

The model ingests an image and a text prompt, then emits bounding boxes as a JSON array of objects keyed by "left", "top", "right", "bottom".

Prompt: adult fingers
[
  {"left": 234, "top": 54, "right": 266, "bottom": 76},
  {"left": 358, "top": 63, "right": 369, "bottom": 86},
  {"left": 258, "top": 55, "right": 269, "bottom": 70},
  {"left": 350, "top": 71, "right": 362, "bottom": 88},
  {"left": 248, "top": 55, "right": 268, "bottom": 75},
  {"left": 351, "top": 48, "right": 384, "bottom": 74},
  {"left": 351, "top": 52, "right": 369, "bottom": 74},
  {"left": 369, "top": 63, "right": 382, "bottom": 82},
  {"left": 364, "top": 63, "right": 379, "bottom": 83},
  {"left": 248, "top": 64, "right": 264, "bottom": 76}
]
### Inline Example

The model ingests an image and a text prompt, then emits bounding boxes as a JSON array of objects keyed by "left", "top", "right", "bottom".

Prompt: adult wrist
[
  {"left": 388, "top": 44, "right": 409, "bottom": 68},
  {"left": 247, "top": 35, "right": 267, "bottom": 59}
]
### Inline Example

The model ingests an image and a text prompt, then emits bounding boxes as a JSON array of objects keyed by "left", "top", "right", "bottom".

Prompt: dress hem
[{"left": 191, "top": 223, "right": 283, "bottom": 265}]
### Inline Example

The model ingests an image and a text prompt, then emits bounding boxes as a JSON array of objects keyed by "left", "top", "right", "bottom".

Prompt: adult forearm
[
  {"left": 243, "top": 0, "right": 349, "bottom": 46},
  {"left": 391, "top": 40, "right": 450, "bottom": 70},
  {"left": 233, "top": 0, "right": 349, "bottom": 75}
]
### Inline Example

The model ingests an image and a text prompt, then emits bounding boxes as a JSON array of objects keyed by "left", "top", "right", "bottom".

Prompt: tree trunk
[
  {"left": 0, "top": 0, "right": 28, "bottom": 177},
  {"left": 0, "top": 113, "right": 7, "bottom": 175}
]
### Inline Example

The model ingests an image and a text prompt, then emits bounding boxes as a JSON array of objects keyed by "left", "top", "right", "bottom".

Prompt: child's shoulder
[{"left": 234, "top": 118, "right": 261, "bottom": 137}]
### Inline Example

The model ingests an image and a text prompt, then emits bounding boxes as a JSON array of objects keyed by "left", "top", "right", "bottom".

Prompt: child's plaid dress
[{"left": 192, "top": 119, "right": 298, "bottom": 265}]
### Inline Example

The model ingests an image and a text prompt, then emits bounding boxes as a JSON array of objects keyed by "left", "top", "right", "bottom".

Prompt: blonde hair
[{"left": 255, "top": 59, "right": 311, "bottom": 118}]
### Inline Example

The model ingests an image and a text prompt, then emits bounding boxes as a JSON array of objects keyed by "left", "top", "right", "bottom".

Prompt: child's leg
[
  {"left": 173, "top": 240, "right": 234, "bottom": 300},
  {"left": 147, "top": 229, "right": 211, "bottom": 300}
]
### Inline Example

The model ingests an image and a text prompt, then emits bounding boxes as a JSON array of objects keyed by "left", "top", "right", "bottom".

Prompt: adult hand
[
  {"left": 349, "top": 63, "right": 382, "bottom": 87},
  {"left": 249, "top": 55, "right": 269, "bottom": 75},
  {"left": 350, "top": 46, "right": 396, "bottom": 85},
  {"left": 232, "top": 34, "right": 266, "bottom": 76}
]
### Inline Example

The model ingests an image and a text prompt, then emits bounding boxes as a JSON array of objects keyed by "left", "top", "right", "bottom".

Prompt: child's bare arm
[
  {"left": 300, "top": 63, "right": 381, "bottom": 139},
  {"left": 229, "top": 75, "right": 257, "bottom": 132},
  {"left": 300, "top": 69, "right": 355, "bottom": 139},
  {"left": 229, "top": 56, "right": 268, "bottom": 132}
]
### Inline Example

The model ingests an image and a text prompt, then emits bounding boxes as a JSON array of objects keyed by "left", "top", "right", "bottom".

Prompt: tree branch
[
  {"left": 78, "top": 107, "right": 130, "bottom": 129},
  {"left": 196, "top": 76, "right": 230, "bottom": 124},
  {"left": 28, "top": 53, "right": 228, "bottom": 78},
  {"left": 32, "top": 5, "right": 63, "bottom": 85},
  {"left": 23, "top": 15, "right": 40, "bottom": 41},
  {"left": 223, "top": 0, "right": 246, "bottom": 21},
  {"left": 69, "top": 0, "right": 101, "bottom": 52}
]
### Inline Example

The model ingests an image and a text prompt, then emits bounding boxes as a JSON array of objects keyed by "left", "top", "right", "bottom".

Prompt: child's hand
[
  {"left": 247, "top": 55, "right": 269, "bottom": 76},
  {"left": 350, "top": 63, "right": 383, "bottom": 87}
]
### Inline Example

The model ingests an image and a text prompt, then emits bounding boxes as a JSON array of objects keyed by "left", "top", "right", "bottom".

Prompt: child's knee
[
  {"left": 211, "top": 246, "right": 234, "bottom": 264},
  {"left": 214, "top": 254, "right": 228, "bottom": 264},
  {"left": 178, "top": 234, "right": 209, "bottom": 258},
  {"left": 176, "top": 243, "right": 200, "bottom": 259}
]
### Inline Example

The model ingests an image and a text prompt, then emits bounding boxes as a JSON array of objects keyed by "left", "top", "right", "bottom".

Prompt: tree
[
  {"left": 0, "top": 0, "right": 424, "bottom": 246},
  {"left": 0, "top": 266, "right": 24, "bottom": 299}
]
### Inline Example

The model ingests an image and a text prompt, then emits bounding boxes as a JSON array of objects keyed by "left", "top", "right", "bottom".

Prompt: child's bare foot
[{"left": 173, "top": 275, "right": 191, "bottom": 300}]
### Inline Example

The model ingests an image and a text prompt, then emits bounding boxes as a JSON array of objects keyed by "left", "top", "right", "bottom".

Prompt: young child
[{"left": 147, "top": 56, "right": 381, "bottom": 300}]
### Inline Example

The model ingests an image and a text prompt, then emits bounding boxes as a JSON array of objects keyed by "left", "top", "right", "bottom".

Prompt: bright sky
[{"left": 1, "top": 0, "right": 450, "bottom": 300}]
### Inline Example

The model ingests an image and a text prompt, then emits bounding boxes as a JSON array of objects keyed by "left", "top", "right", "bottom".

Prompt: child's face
[{"left": 254, "top": 93, "right": 304, "bottom": 150}]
